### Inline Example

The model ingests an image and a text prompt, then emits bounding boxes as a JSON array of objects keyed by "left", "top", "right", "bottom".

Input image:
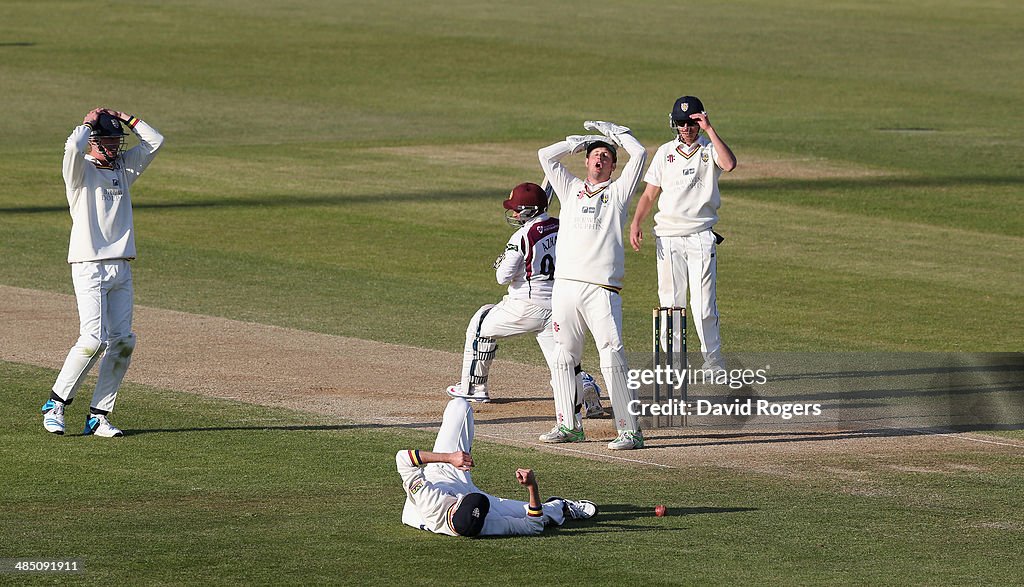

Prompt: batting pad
[{"left": 602, "top": 363, "right": 640, "bottom": 433}]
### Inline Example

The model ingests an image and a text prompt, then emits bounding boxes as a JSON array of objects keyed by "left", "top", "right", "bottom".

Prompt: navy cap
[
  {"left": 450, "top": 493, "right": 489, "bottom": 537},
  {"left": 671, "top": 96, "right": 705, "bottom": 123}
]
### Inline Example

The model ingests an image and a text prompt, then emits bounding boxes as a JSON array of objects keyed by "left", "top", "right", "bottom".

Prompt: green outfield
[
  {"left": 3, "top": 362, "right": 1023, "bottom": 585},
  {"left": 1, "top": 0, "right": 1022, "bottom": 583}
]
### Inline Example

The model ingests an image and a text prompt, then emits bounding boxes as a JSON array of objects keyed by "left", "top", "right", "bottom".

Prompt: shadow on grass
[
  {"left": 126, "top": 422, "right": 438, "bottom": 436},
  {"left": 126, "top": 414, "right": 550, "bottom": 436},
  {"left": 543, "top": 503, "right": 757, "bottom": 535},
  {"left": 649, "top": 425, "right": 1024, "bottom": 449},
  {"left": 727, "top": 174, "right": 1022, "bottom": 193},
  {"left": 472, "top": 504, "right": 754, "bottom": 538},
  {"left": 0, "top": 189, "right": 495, "bottom": 215},
  {"left": 649, "top": 353, "right": 1024, "bottom": 437},
  {"left": 597, "top": 503, "right": 756, "bottom": 520},
  {"left": 4, "top": 174, "right": 1022, "bottom": 215},
  {"left": 486, "top": 397, "right": 548, "bottom": 405}
]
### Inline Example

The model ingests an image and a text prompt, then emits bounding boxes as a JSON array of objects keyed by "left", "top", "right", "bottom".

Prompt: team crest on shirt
[
  {"left": 702, "top": 152, "right": 709, "bottom": 163},
  {"left": 112, "top": 178, "right": 120, "bottom": 187},
  {"left": 410, "top": 479, "right": 424, "bottom": 495},
  {"left": 601, "top": 194, "right": 609, "bottom": 204}
]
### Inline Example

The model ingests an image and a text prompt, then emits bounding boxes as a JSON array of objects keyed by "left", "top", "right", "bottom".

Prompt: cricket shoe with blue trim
[
  {"left": 83, "top": 414, "right": 123, "bottom": 438},
  {"left": 41, "top": 399, "right": 66, "bottom": 435}
]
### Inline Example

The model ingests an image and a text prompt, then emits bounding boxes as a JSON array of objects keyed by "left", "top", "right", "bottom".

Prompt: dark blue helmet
[{"left": 90, "top": 112, "right": 126, "bottom": 138}]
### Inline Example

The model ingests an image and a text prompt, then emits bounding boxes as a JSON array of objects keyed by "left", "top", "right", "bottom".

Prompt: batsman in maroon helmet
[{"left": 446, "top": 182, "right": 605, "bottom": 427}]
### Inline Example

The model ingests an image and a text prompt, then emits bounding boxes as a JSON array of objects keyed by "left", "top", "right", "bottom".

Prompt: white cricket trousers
[
  {"left": 426, "top": 399, "right": 565, "bottom": 529},
  {"left": 549, "top": 280, "right": 639, "bottom": 433},
  {"left": 655, "top": 230, "right": 724, "bottom": 369},
  {"left": 52, "top": 259, "right": 136, "bottom": 412},
  {"left": 459, "top": 296, "right": 555, "bottom": 392}
]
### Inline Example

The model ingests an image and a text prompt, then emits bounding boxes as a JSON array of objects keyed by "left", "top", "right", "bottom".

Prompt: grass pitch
[{"left": 1, "top": 0, "right": 1022, "bottom": 583}]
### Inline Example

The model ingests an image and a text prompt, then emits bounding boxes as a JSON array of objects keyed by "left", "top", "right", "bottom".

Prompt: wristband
[{"left": 408, "top": 449, "right": 423, "bottom": 466}]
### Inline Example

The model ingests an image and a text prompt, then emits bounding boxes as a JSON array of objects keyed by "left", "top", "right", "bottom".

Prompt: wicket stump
[{"left": 652, "top": 306, "right": 687, "bottom": 427}]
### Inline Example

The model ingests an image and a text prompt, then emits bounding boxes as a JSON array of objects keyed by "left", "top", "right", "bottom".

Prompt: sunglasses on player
[{"left": 674, "top": 118, "right": 700, "bottom": 127}]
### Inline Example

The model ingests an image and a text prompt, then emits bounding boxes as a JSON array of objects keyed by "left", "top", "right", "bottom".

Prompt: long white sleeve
[
  {"left": 538, "top": 134, "right": 646, "bottom": 289},
  {"left": 63, "top": 118, "right": 163, "bottom": 263},
  {"left": 396, "top": 450, "right": 461, "bottom": 537}
]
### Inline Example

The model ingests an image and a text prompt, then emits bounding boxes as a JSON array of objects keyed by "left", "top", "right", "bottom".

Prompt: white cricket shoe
[
  {"left": 446, "top": 383, "right": 490, "bottom": 403},
  {"left": 546, "top": 496, "right": 598, "bottom": 520},
  {"left": 539, "top": 424, "right": 585, "bottom": 443},
  {"left": 41, "top": 399, "right": 65, "bottom": 435},
  {"left": 579, "top": 371, "right": 605, "bottom": 418},
  {"left": 607, "top": 430, "right": 644, "bottom": 450},
  {"left": 83, "top": 414, "right": 124, "bottom": 438}
]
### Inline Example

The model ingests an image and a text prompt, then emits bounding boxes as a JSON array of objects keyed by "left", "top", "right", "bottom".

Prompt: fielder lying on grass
[{"left": 396, "top": 398, "right": 597, "bottom": 537}]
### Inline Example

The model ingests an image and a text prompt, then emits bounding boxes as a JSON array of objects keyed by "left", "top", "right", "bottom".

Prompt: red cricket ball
[{"left": 654, "top": 505, "right": 667, "bottom": 517}]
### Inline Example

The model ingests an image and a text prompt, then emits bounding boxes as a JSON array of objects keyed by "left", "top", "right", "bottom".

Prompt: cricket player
[
  {"left": 446, "top": 182, "right": 604, "bottom": 419},
  {"left": 538, "top": 121, "right": 648, "bottom": 450},
  {"left": 630, "top": 96, "right": 736, "bottom": 372},
  {"left": 41, "top": 107, "right": 164, "bottom": 437},
  {"left": 397, "top": 397, "right": 597, "bottom": 537}
]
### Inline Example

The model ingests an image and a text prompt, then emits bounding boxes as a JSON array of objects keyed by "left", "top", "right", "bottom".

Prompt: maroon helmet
[{"left": 503, "top": 182, "right": 549, "bottom": 227}]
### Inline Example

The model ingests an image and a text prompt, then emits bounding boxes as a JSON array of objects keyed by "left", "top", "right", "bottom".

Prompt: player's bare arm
[
  {"left": 692, "top": 112, "right": 737, "bottom": 172},
  {"left": 409, "top": 450, "right": 475, "bottom": 471},
  {"left": 515, "top": 468, "right": 542, "bottom": 510},
  {"left": 630, "top": 184, "right": 662, "bottom": 251}
]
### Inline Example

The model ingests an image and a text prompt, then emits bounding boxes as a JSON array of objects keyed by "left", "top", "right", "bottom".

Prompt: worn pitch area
[{"left": 4, "top": 285, "right": 1021, "bottom": 473}]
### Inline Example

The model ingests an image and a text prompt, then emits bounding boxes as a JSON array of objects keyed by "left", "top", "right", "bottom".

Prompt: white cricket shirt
[
  {"left": 495, "top": 213, "right": 558, "bottom": 308},
  {"left": 644, "top": 136, "right": 722, "bottom": 237},
  {"left": 538, "top": 133, "right": 646, "bottom": 289},
  {"left": 63, "top": 119, "right": 164, "bottom": 263}
]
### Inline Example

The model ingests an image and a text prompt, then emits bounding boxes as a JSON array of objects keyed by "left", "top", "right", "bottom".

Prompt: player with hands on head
[
  {"left": 446, "top": 182, "right": 604, "bottom": 420},
  {"left": 630, "top": 96, "right": 736, "bottom": 373},
  {"left": 396, "top": 398, "right": 598, "bottom": 537},
  {"left": 537, "top": 120, "right": 648, "bottom": 450},
  {"left": 41, "top": 107, "right": 164, "bottom": 438}
]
